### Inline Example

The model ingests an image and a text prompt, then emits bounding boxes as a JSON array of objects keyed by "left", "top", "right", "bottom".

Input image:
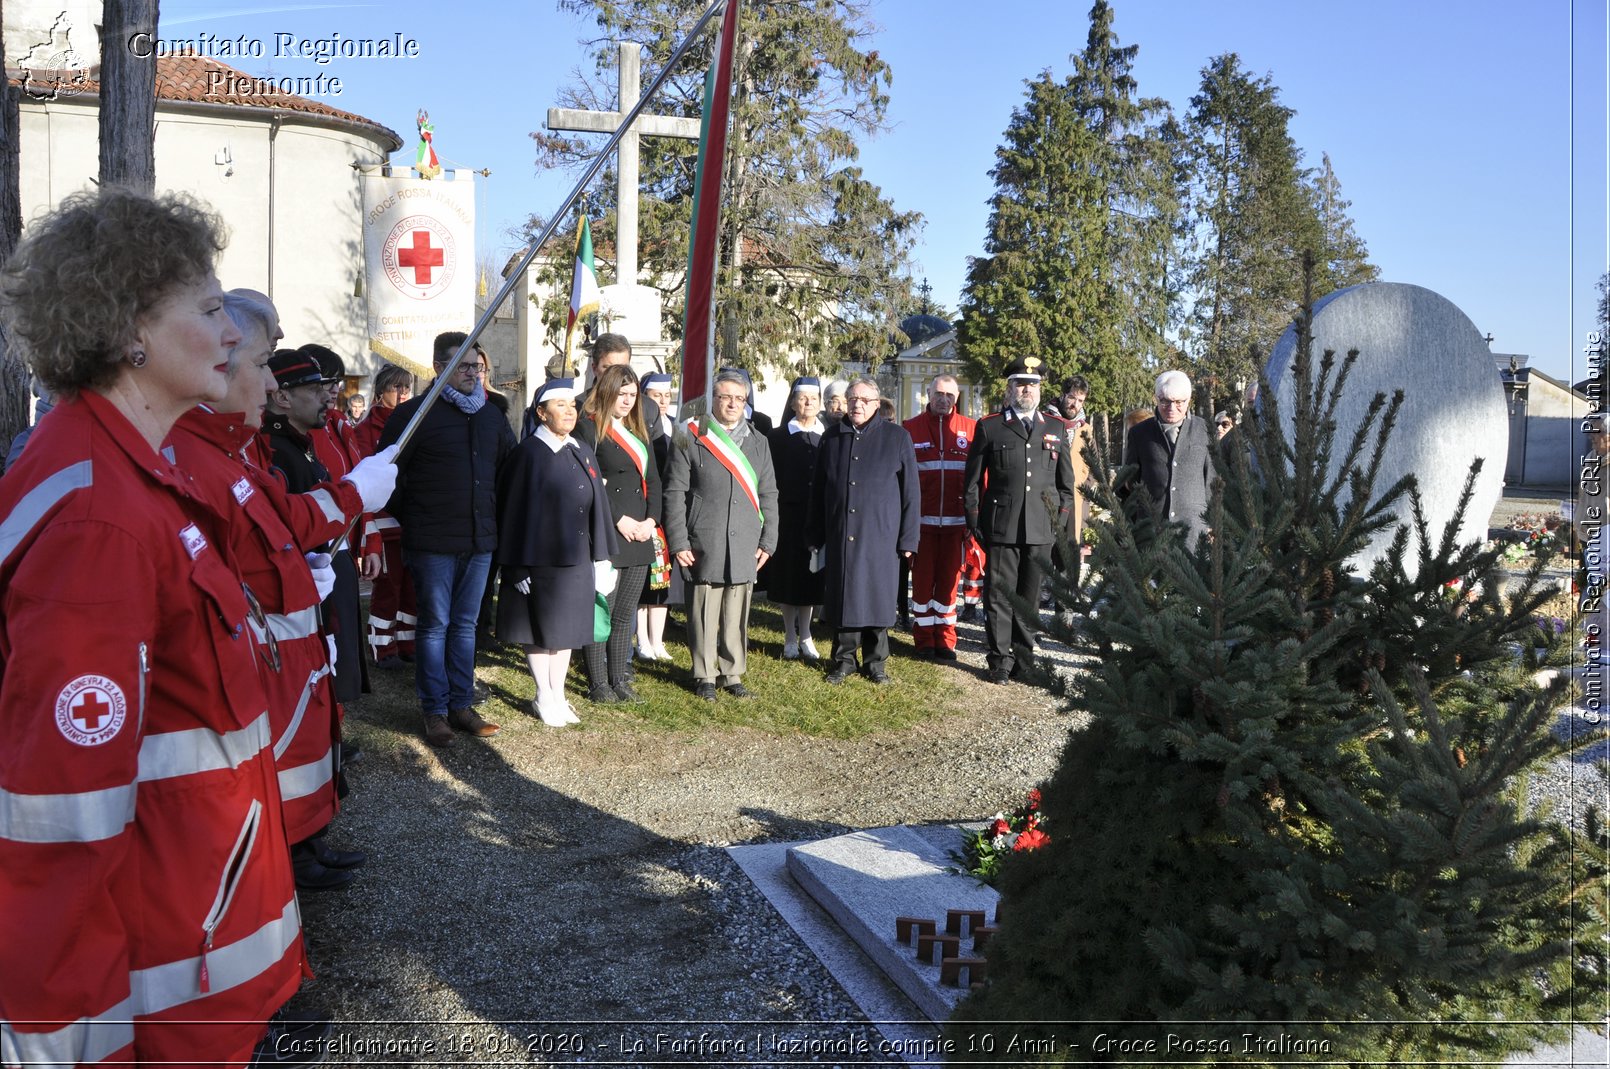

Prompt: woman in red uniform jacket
[
  {"left": 0, "top": 189, "right": 305, "bottom": 1064},
  {"left": 167, "top": 293, "right": 396, "bottom": 892}
]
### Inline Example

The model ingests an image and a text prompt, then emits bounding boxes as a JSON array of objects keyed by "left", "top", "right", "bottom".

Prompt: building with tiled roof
[{"left": 8, "top": 0, "right": 410, "bottom": 385}]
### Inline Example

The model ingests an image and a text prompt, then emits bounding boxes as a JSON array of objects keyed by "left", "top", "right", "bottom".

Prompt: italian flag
[{"left": 563, "top": 214, "right": 601, "bottom": 372}]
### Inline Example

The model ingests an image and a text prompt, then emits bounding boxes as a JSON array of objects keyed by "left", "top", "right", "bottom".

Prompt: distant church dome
[{"left": 899, "top": 314, "right": 952, "bottom": 348}]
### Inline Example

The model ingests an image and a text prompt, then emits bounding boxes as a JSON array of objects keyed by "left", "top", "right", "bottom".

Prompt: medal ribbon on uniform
[{"left": 689, "top": 417, "right": 763, "bottom": 522}]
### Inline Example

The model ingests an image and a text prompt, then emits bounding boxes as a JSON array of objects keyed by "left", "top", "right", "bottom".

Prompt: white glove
[
  {"left": 808, "top": 546, "right": 825, "bottom": 573},
  {"left": 594, "top": 560, "right": 617, "bottom": 595},
  {"left": 325, "top": 634, "right": 339, "bottom": 671},
  {"left": 305, "top": 552, "right": 336, "bottom": 601},
  {"left": 342, "top": 444, "right": 400, "bottom": 512},
  {"left": 515, "top": 576, "right": 532, "bottom": 595}
]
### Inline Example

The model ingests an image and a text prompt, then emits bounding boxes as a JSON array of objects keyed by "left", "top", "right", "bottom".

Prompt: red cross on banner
[{"left": 397, "top": 230, "right": 444, "bottom": 285}]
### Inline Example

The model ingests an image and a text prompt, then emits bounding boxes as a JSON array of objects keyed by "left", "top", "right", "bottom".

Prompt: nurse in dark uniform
[
  {"left": 496, "top": 378, "right": 619, "bottom": 726},
  {"left": 764, "top": 376, "right": 827, "bottom": 660},
  {"left": 576, "top": 364, "right": 662, "bottom": 703}
]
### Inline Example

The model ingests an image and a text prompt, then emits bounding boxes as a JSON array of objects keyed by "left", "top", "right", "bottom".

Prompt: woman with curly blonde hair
[{"left": 0, "top": 187, "right": 308, "bottom": 1063}]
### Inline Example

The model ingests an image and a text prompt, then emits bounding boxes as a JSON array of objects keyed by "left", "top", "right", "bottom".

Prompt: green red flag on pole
[
  {"left": 414, "top": 109, "right": 441, "bottom": 179},
  {"left": 679, "top": 0, "right": 740, "bottom": 422},
  {"left": 564, "top": 212, "right": 601, "bottom": 374}
]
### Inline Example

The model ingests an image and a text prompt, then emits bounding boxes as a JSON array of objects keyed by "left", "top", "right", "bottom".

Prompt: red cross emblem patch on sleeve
[{"left": 55, "top": 675, "right": 129, "bottom": 746}]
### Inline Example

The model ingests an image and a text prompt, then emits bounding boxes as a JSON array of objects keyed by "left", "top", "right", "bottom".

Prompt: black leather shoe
[
  {"left": 588, "top": 685, "right": 621, "bottom": 704},
  {"left": 865, "top": 668, "right": 890, "bottom": 685},
  {"left": 824, "top": 669, "right": 849, "bottom": 685},
  {"left": 695, "top": 682, "right": 718, "bottom": 702},
  {"left": 988, "top": 669, "right": 1010, "bottom": 686},
  {"left": 611, "top": 681, "right": 644, "bottom": 703},
  {"left": 312, "top": 839, "right": 367, "bottom": 870},
  {"left": 914, "top": 647, "right": 936, "bottom": 661},
  {"left": 252, "top": 1006, "right": 333, "bottom": 1066},
  {"left": 293, "top": 845, "right": 354, "bottom": 892},
  {"left": 935, "top": 647, "right": 958, "bottom": 661},
  {"left": 723, "top": 683, "right": 753, "bottom": 699}
]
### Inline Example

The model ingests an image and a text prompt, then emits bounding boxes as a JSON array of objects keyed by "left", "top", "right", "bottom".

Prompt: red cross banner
[{"left": 362, "top": 171, "right": 476, "bottom": 376}]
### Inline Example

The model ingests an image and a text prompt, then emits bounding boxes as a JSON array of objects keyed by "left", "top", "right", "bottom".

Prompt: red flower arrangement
[{"left": 952, "top": 788, "right": 1050, "bottom": 886}]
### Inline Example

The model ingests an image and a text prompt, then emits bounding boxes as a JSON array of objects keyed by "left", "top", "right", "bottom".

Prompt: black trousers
[
  {"left": 983, "top": 543, "right": 1049, "bottom": 672},
  {"left": 831, "top": 626, "right": 890, "bottom": 673}
]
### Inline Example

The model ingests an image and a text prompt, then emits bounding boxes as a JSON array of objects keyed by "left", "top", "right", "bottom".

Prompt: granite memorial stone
[{"left": 1265, "top": 282, "right": 1507, "bottom": 574}]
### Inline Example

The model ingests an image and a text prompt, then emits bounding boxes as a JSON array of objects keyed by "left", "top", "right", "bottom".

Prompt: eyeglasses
[
  {"left": 240, "top": 582, "right": 282, "bottom": 674},
  {"left": 846, "top": 396, "right": 879, "bottom": 406},
  {"left": 714, "top": 393, "right": 747, "bottom": 403},
  {"left": 1217, "top": 420, "right": 1233, "bottom": 430}
]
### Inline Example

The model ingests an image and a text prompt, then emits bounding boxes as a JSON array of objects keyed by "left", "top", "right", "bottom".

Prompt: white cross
[{"left": 547, "top": 42, "right": 702, "bottom": 289}]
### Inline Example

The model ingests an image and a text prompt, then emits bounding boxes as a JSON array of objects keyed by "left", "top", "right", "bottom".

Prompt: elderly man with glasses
[
  {"left": 1122, "top": 369, "right": 1215, "bottom": 548},
  {"left": 664, "top": 370, "right": 780, "bottom": 701},
  {"left": 377, "top": 331, "right": 517, "bottom": 747},
  {"left": 808, "top": 376, "right": 920, "bottom": 684}
]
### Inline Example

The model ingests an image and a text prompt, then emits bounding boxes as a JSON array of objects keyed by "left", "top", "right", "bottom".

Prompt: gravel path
[{"left": 297, "top": 615, "right": 1082, "bottom": 1065}]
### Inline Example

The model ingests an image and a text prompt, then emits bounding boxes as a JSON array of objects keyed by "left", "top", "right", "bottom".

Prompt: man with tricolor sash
[{"left": 663, "top": 370, "right": 779, "bottom": 702}]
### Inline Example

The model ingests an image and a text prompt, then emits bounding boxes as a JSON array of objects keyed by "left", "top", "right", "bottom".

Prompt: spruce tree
[
  {"left": 958, "top": 0, "right": 1177, "bottom": 413},
  {"left": 1309, "top": 152, "right": 1380, "bottom": 294},
  {"left": 948, "top": 274, "right": 1602, "bottom": 1065},
  {"left": 1179, "top": 55, "right": 1367, "bottom": 392}
]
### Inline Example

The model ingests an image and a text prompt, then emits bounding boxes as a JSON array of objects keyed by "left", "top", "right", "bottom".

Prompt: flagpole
[{"left": 384, "top": 0, "right": 730, "bottom": 464}]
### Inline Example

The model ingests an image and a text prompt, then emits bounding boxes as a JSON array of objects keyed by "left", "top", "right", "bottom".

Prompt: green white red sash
[
  {"left": 607, "top": 423, "right": 649, "bottom": 498},
  {"left": 690, "top": 417, "right": 763, "bottom": 522}
]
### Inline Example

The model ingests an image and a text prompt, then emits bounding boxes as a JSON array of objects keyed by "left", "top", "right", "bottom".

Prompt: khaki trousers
[{"left": 689, "top": 582, "right": 753, "bottom": 686}]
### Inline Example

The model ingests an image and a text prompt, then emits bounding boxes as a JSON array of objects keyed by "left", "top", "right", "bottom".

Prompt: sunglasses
[{"left": 240, "top": 582, "right": 282, "bottom": 674}]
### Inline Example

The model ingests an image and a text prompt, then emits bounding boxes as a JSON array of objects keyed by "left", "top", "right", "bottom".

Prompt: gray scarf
[{"left": 441, "top": 381, "right": 486, "bottom": 415}]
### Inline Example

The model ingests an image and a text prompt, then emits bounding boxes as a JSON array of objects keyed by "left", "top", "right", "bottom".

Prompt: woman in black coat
[
  {"left": 575, "top": 364, "right": 662, "bottom": 703},
  {"left": 763, "top": 376, "right": 828, "bottom": 661},
  {"left": 497, "top": 378, "right": 619, "bottom": 726}
]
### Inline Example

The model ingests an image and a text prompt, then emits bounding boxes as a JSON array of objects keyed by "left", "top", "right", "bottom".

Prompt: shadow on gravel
[{"left": 296, "top": 690, "right": 890, "bottom": 1065}]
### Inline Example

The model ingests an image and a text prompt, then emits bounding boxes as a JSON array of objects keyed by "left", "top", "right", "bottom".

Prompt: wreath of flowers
[{"left": 952, "top": 788, "right": 1050, "bottom": 886}]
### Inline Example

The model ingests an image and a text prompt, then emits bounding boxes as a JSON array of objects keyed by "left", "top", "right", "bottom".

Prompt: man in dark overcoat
[
  {"left": 1122, "top": 369, "right": 1214, "bottom": 548},
  {"left": 807, "top": 376, "right": 921, "bottom": 684},
  {"left": 962, "top": 356, "right": 1075, "bottom": 685}
]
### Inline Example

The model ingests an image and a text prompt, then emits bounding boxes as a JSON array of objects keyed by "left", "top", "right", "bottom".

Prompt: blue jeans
[{"left": 405, "top": 550, "right": 492, "bottom": 716}]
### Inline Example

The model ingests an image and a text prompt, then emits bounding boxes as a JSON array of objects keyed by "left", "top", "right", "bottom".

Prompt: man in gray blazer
[
  {"left": 664, "top": 370, "right": 781, "bottom": 701},
  {"left": 1122, "top": 370, "right": 1214, "bottom": 547}
]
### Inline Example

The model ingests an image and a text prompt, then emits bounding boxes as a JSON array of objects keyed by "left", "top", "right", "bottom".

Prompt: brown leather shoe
[
  {"left": 448, "top": 706, "right": 500, "bottom": 737},
  {"left": 423, "top": 715, "right": 454, "bottom": 747}
]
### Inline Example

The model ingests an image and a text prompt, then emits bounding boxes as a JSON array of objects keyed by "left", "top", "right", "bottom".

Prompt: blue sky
[{"left": 163, "top": 0, "right": 1607, "bottom": 384}]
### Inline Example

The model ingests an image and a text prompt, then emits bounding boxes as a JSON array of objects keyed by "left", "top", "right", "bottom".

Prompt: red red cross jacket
[
  {"left": 0, "top": 392, "right": 304, "bottom": 1066},
  {"left": 312, "top": 413, "right": 381, "bottom": 560},
  {"left": 168, "top": 406, "right": 366, "bottom": 845},
  {"left": 902, "top": 408, "right": 978, "bottom": 525}
]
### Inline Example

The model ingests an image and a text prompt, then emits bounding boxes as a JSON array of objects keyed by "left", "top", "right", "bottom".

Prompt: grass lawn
[{"left": 359, "top": 599, "right": 968, "bottom": 741}]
